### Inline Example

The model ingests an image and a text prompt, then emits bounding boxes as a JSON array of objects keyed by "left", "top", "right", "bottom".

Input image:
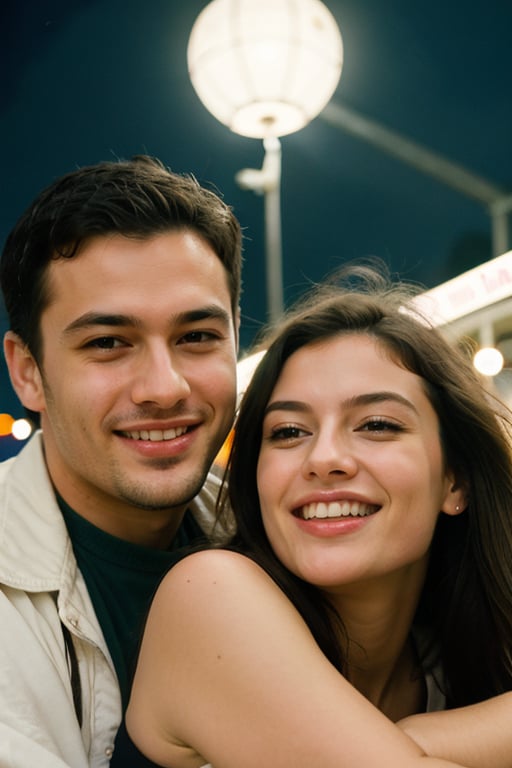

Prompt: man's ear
[{"left": 3, "top": 331, "right": 46, "bottom": 414}]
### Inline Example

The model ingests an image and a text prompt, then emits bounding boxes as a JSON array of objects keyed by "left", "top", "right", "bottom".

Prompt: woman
[{"left": 112, "top": 266, "right": 512, "bottom": 768}]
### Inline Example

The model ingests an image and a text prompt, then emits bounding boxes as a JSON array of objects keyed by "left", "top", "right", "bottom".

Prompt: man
[{"left": 0, "top": 155, "right": 242, "bottom": 767}]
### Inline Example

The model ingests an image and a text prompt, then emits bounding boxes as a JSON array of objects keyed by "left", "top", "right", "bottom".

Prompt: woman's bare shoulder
[
  {"left": 161, "top": 548, "right": 271, "bottom": 587},
  {"left": 174, "top": 547, "right": 261, "bottom": 569},
  {"left": 150, "top": 548, "right": 285, "bottom": 619}
]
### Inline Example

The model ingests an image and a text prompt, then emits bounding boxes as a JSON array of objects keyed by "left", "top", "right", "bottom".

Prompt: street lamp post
[
  {"left": 187, "top": 0, "right": 343, "bottom": 322},
  {"left": 235, "top": 137, "right": 283, "bottom": 321}
]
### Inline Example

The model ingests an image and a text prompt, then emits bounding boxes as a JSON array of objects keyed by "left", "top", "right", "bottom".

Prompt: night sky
[{"left": 1, "top": 0, "right": 511, "bottom": 456}]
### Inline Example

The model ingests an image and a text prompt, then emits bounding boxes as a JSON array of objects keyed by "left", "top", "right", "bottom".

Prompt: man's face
[{"left": 27, "top": 231, "right": 238, "bottom": 543}]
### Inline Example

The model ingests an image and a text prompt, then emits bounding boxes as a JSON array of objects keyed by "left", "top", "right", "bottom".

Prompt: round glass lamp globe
[{"left": 187, "top": 0, "right": 343, "bottom": 139}]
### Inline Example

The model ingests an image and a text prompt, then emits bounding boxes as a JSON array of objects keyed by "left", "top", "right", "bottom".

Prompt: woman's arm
[
  {"left": 398, "top": 694, "right": 512, "bottom": 768},
  {"left": 126, "top": 549, "right": 470, "bottom": 768}
]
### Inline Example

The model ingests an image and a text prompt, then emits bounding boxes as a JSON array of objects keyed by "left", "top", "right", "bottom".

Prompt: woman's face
[{"left": 256, "top": 334, "right": 463, "bottom": 595}]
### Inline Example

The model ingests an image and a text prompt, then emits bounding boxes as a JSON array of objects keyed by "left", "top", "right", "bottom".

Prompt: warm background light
[
  {"left": 214, "top": 349, "right": 267, "bottom": 469},
  {"left": 0, "top": 413, "right": 15, "bottom": 437}
]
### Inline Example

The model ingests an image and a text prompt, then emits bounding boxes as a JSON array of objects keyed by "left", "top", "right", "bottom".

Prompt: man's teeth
[
  {"left": 127, "top": 427, "right": 187, "bottom": 441},
  {"left": 301, "top": 501, "right": 376, "bottom": 520}
]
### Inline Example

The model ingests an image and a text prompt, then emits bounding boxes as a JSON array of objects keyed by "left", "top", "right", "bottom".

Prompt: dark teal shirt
[{"left": 60, "top": 498, "right": 205, "bottom": 709}]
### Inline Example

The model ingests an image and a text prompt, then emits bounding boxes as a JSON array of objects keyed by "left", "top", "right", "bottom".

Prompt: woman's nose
[{"left": 301, "top": 431, "right": 358, "bottom": 481}]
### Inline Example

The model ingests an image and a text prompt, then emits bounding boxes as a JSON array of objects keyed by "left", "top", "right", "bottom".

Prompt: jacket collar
[
  {"left": 0, "top": 430, "right": 226, "bottom": 591},
  {"left": 0, "top": 432, "right": 72, "bottom": 591}
]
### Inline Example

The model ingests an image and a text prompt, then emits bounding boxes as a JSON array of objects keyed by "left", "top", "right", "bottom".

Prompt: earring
[{"left": 455, "top": 505, "right": 460, "bottom": 512}]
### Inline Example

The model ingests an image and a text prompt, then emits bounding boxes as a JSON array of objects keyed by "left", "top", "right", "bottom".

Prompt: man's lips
[
  {"left": 295, "top": 500, "right": 380, "bottom": 520},
  {"left": 119, "top": 426, "right": 190, "bottom": 442}
]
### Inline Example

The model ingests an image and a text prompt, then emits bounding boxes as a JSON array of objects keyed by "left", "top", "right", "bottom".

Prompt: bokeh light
[
  {"left": 0, "top": 413, "right": 15, "bottom": 437},
  {"left": 473, "top": 347, "right": 504, "bottom": 377},
  {"left": 11, "top": 418, "right": 33, "bottom": 441}
]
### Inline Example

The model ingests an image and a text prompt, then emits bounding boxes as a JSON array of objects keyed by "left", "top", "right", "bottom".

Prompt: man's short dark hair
[{"left": 0, "top": 155, "right": 243, "bottom": 362}]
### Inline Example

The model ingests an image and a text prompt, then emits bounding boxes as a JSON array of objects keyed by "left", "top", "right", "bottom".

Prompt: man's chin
[{"left": 117, "top": 477, "right": 206, "bottom": 512}]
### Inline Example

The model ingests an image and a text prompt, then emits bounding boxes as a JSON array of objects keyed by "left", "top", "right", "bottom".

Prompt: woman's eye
[
  {"left": 359, "top": 419, "right": 403, "bottom": 433},
  {"left": 269, "top": 425, "right": 308, "bottom": 441}
]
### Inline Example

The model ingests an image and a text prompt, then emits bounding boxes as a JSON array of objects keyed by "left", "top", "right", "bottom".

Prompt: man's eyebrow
[
  {"left": 175, "top": 306, "right": 232, "bottom": 326},
  {"left": 63, "top": 313, "right": 138, "bottom": 335},
  {"left": 63, "top": 305, "right": 232, "bottom": 336},
  {"left": 264, "top": 391, "right": 418, "bottom": 417}
]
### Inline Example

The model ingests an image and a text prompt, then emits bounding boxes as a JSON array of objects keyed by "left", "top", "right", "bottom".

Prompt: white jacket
[{"left": 0, "top": 432, "right": 222, "bottom": 768}]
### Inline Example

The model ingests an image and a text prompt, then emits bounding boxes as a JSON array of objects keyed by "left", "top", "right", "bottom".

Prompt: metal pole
[
  {"left": 262, "top": 138, "right": 284, "bottom": 322},
  {"left": 490, "top": 195, "right": 512, "bottom": 258},
  {"left": 491, "top": 211, "right": 509, "bottom": 259},
  {"left": 321, "top": 100, "right": 512, "bottom": 257},
  {"left": 235, "top": 137, "right": 284, "bottom": 322}
]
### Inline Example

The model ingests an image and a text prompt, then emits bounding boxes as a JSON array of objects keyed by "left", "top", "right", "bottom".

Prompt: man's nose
[{"left": 131, "top": 346, "right": 191, "bottom": 407}]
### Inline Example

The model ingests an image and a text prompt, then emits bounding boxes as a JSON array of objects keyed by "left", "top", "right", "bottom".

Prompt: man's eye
[
  {"left": 179, "top": 331, "right": 216, "bottom": 344},
  {"left": 86, "top": 337, "right": 123, "bottom": 349}
]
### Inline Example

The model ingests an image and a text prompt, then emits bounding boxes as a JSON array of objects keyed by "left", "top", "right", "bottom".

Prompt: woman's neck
[
  {"left": 348, "top": 636, "right": 426, "bottom": 721},
  {"left": 326, "top": 566, "right": 427, "bottom": 720}
]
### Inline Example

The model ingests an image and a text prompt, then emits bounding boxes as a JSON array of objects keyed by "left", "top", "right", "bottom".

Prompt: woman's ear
[
  {"left": 3, "top": 332, "right": 46, "bottom": 414},
  {"left": 441, "top": 475, "right": 468, "bottom": 517}
]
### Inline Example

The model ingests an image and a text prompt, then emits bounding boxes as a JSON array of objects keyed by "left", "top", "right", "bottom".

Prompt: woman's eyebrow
[
  {"left": 264, "top": 400, "right": 311, "bottom": 417},
  {"left": 347, "top": 391, "right": 419, "bottom": 414},
  {"left": 264, "top": 391, "right": 418, "bottom": 417}
]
